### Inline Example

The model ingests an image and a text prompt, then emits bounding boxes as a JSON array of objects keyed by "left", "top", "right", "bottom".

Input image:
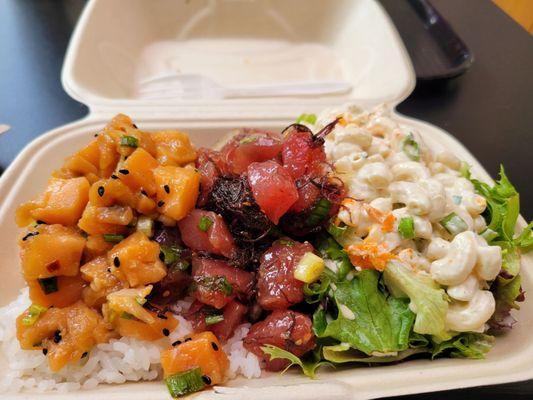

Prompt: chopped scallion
[
  {"left": 306, "top": 198, "right": 331, "bottom": 227},
  {"left": 121, "top": 312, "right": 135, "bottom": 320},
  {"left": 120, "top": 135, "right": 139, "bottom": 148},
  {"left": 296, "top": 113, "right": 317, "bottom": 125},
  {"left": 205, "top": 314, "right": 225, "bottom": 326},
  {"left": 165, "top": 367, "right": 206, "bottom": 398},
  {"left": 103, "top": 233, "right": 125, "bottom": 243},
  {"left": 440, "top": 212, "right": 468, "bottom": 236},
  {"left": 239, "top": 135, "right": 258, "bottom": 144},
  {"left": 398, "top": 216, "right": 415, "bottom": 239},
  {"left": 135, "top": 296, "right": 147, "bottom": 306},
  {"left": 38, "top": 277, "right": 58, "bottom": 294},
  {"left": 21, "top": 304, "right": 48, "bottom": 326},
  {"left": 401, "top": 133, "right": 420, "bottom": 161},
  {"left": 327, "top": 221, "right": 347, "bottom": 241},
  {"left": 279, "top": 239, "right": 294, "bottom": 246},
  {"left": 198, "top": 216, "right": 213, "bottom": 232},
  {"left": 160, "top": 245, "right": 182, "bottom": 266},
  {"left": 136, "top": 216, "right": 154, "bottom": 238},
  {"left": 303, "top": 275, "right": 331, "bottom": 304}
]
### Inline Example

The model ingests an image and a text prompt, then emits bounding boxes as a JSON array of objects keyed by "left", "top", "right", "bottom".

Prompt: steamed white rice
[{"left": 0, "top": 289, "right": 261, "bottom": 394}]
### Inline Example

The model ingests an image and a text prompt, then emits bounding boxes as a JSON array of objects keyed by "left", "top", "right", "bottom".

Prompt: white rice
[{"left": 0, "top": 289, "right": 260, "bottom": 394}]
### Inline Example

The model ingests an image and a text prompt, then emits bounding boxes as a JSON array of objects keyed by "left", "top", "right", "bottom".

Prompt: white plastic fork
[{"left": 135, "top": 73, "right": 351, "bottom": 100}]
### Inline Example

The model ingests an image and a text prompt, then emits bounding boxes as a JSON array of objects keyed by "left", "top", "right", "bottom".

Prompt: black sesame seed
[
  {"left": 124, "top": 156, "right": 129, "bottom": 160},
  {"left": 97, "top": 186, "right": 105, "bottom": 197},
  {"left": 159, "top": 251, "right": 165, "bottom": 262},
  {"left": 202, "top": 375, "right": 212, "bottom": 385},
  {"left": 184, "top": 337, "right": 192, "bottom": 342},
  {"left": 53, "top": 330, "right": 62, "bottom": 344},
  {"left": 157, "top": 201, "right": 165, "bottom": 207},
  {"left": 113, "top": 256, "right": 120, "bottom": 267},
  {"left": 172, "top": 340, "right": 181, "bottom": 347},
  {"left": 94, "top": 133, "right": 99, "bottom": 137},
  {"left": 157, "top": 313, "right": 168, "bottom": 320},
  {"left": 164, "top": 185, "right": 170, "bottom": 194},
  {"left": 133, "top": 124, "right": 138, "bottom": 129},
  {"left": 211, "top": 342, "right": 219, "bottom": 351},
  {"left": 42, "top": 348, "right": 48, "bottom": 356},
  {"left": 111, "top": 174, "right": 118, "bottom": 180},
  {"left": 22, "top": 232, "right": 39, "bottom": 241},
  {"left": 141, "top": 190, "right": 147, "bottom": 196},
  {"left": 119, "top": 169, "right": 129, "bottom": 175},
  {"left": 107, "top": 268, "right": 111, "bottom": 273},
  {"left": 82, "top": 352, "right": 88, "bottom": 358},
  {"left": 36, "top": 220, "right": 45, "bottom": 225},
  {"left": 162, "top": 328, "right": 170, "bottom": 336}
]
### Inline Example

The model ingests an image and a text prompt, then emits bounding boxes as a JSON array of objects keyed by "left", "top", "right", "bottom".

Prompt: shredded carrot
[
  {"left": 381, "top": 213, "right": 396, "bottom": 233},
  {"left": 337, "top": 116, "right": 348, "bottom": 126},
  {"left": 346, "top": 242, "right": 396, "bottom": 271}
]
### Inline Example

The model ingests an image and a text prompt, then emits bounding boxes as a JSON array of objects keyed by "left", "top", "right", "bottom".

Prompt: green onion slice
[
  {"left": 165, "top": 367, "right": 206, "bottom": 398},
  {"left": 239, "top": 135, "right": 258, "bottom": 145},
  {"left": 120, "top": 135, "right": 139, "bottom": 148},
  {"left": 303, "top": 275, "right": 331, "bottom": 304},
  {"left": 21, "top": 304, "right": 48, "bottom": 326},
  {"left": 327, "top": 221, "right": 347, "bottom": 241},
  {"left": 160, "top": 245, "right": 182, "bottom": 266},
  {"left": 401, "top": 133, "right": 420, "bottom": 161},
  {"left": 296, "top": 113, "right": 317, "bottom": 125},
  {"left": 103, "top": 233, "right": 125, "bottom": 243},
  {"left": 38, "top": 277, "right": 58, "bottom": 294},
  {"left": 398, "top": 216, "right": 415, "bottom": 239},
  {"left": 440, "top": 212, "right": 469, "bottom": 236},
  {"left": 279, "top": 239, "right": 294, "bottom": 246},
  {"left": 136, "top": 216, "right": 154, "bottom": 238},
  {"left": 197, "top": 216, "right": 213, "bottom": 232},
  {"left": 306, "top": 198, "right": 331, "bottom": 227},
  {"left": 205, "top": 314, "right": 225, "bottom": 326},
  {"left": 121, "top": 312, "right": 135, "bottom": 320}
]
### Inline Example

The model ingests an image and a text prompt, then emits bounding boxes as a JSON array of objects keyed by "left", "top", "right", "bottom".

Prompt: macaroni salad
[{"left": 290, "top": 105, "right": 531, "bottom": 360}]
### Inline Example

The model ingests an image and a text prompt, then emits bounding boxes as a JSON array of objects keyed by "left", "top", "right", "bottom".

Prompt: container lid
[{"left": 62, "top": 0, "right": 415, "bottom": 120}]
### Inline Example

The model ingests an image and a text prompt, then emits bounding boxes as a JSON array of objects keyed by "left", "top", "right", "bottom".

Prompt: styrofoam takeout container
[{"left": 0, "top": 0, "right": 531, "bottom": 398}]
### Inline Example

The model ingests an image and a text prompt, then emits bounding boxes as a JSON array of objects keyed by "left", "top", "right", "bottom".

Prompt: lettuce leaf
[
  {"left": 432, "top": 333, "right": 494, "bottom": 359},
  {"left": 322, "top": 342, "right": 427, "bottom": 363},
  {"left": 383, "top": 261, "right": 450, "bottom": 339},
  {"left": 464, "top": 165, "right": 530, "bottom": 331},
  {"left": 260, "top": 345, "right": 332, "bottom": 378},
  {"left": 489, "top": 273, "right": 525, "bottom": 330},
  {"left": 318, "top": 269, "right": 415, "bottom": 355},
  {"left": 515, "top": 221, "right": 533, "bottom": 252},
  {"left": 469, "top": 165, "right": 520, "bottom": 242},
  {"left": 468, "top": 165, "right": 532, "bottom": 258}
]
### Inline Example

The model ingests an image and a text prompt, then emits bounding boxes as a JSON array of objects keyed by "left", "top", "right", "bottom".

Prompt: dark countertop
[{"left": 0, "top": 0, "right": 532, "bottom": 398}]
